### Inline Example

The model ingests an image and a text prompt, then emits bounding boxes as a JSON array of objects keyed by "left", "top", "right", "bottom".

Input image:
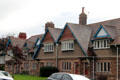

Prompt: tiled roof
[
  {"left": 27, "top": 34, "right": 43, "bottom": 43},
  {"left": 111, "top": 37, "right": 120, "bottom": 45},
  {"left": 88, "top": 18, "right": 120, "bottom": 26},
  {"left": 48, "top": 27, "right": 62, "bottom": 42},
  {"left": 10, "top": 36, "right": 26, "bottom": 49},
  {"left": 88, "top": 18, "right": 120, "bottom": 45},
  {"left": 67, "top": 23, "right": 92, "bottom": 55},
  {"left": 26, "top": 34, "right": 43, "bottom": 49},
  {"left": 90, "top": 25, "right": 117, "bottom": 40}
]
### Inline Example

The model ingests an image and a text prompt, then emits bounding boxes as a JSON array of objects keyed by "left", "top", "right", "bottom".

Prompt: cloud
[
  {"left": 0, "top": 0, "right": 120, "bottom": 38},
  {"left": 0, "top": 0, "right": 29, "bottom": 20}
]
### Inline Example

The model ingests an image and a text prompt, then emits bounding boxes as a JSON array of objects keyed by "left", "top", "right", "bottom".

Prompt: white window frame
[
  {"left": 32, "top": 63, "right": 37, "bottom": 70},
  {"left": 44, "top": 43, "right": 54, "bottom": 52},
  {"left": 46, "top": 62, "right": 53, "bottom": 67},
  {"left": 96, "top": 62, "right": 110, "bottom": 72},
  {"left": 61, "top": 40, "right": 74, "bottom": 51},
  {"left": 93, "top": 39, "right": 110, "bottom": 49},
  {"left": 62, "top": 62, "right": 71, "bottom": 71}
]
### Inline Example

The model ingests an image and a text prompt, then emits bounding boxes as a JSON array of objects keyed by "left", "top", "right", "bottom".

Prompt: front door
[
  {"left": 84, "top": 62, "right": 89, "bottom": 76},
  {"left": 74, "top": 62, "right": 79, "bottom": 74}
]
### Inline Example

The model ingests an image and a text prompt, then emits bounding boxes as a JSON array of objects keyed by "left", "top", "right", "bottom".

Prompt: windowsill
[
  {"left": 94, "top": 47, "right": 110, "bottom": 50},
  {"left": 96, "top": 71, "right": 110, "bottom": 73},
  {"left": 62, "top": 50, "right": 74, "bottom": 52},
  {"left": 62, "top": 49, "right": 74, "bottom": 52},
  {"left": 62, "top": 70, "right": 71, "bottom": 72},
  {"left": 44, "top": 51, "right": 54, "bottom": 53}
]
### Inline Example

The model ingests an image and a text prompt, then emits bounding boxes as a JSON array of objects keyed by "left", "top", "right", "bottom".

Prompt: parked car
[
  {"left": 0, "top": 71, "right": 14, "bottom": 80},
  {"left": 47, "top": 72, "right": 90, "bottom": 80}
]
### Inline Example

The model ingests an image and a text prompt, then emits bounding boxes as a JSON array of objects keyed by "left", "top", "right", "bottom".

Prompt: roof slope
[
  {"left": 27, "top": 34, "right": 43, "bottom": 43},
  {"left": 9, "top": 36, "right": 26, "bottom": 49},
  {"left": 88, "top": 18, "right": 120, "bottom": 40},
  {"left": 26, "top": 34, "right": 43, "bottom": 49},
  {"left": 48, "top": 27, "right": 62, "bottom": 41},
  {"left": 67, "top": 23, "right": 92, "bottom": 54}
]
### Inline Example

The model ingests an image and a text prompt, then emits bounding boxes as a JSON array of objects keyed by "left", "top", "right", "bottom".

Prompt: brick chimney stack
[
  {"left": 18, "top": 32, "right": 27, "bottom": 39},
  {"left": 79, "top": 7, "right": 87, "bottom": 25},
  {"left": 45, "top": 22, "right": 54, "bottom": 31}
]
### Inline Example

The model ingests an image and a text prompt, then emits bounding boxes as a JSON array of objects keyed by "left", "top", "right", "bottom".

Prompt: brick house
[
  {"left": 0, "top": 38, "right": 8, "bottom": 69},
  {"left": 4, "top": 32, "right": 43, "bottom": 75},
  {"left": 22, "top": 34, "right": 43, "bottom": 75},
  {"left": 33, "top": 8, "right": 120, "bottom": 80},
  {"left": 5, "top": 33, "right": 26, "bottom": 74}
]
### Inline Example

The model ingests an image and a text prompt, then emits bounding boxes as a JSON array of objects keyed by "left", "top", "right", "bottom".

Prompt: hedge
[{"left": 40, "top": 66, "right": 59, "bottom": 77}]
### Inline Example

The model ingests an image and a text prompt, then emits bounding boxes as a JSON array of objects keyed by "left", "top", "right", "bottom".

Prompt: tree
[{"left": 12, "top": 46, "right": 25, "bottom": 64}]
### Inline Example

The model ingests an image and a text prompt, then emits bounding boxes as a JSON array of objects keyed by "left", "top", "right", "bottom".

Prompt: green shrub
[
  {"left": 0, "top": 65, "right": 5, "bottom": 70},
  {"left": 40, "top": 66, "right": 59, "bottom": 77}
]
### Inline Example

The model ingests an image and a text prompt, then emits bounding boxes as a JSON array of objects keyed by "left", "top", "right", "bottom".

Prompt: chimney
[
  {"left": 45, "top": 22, "right": 54, "bottom": 31},
  {"left": 18, "top": 32, "right": 27, "bottom": 39},
  {"left": 79, "top": 7, "right": 87, "bottom": 25}
]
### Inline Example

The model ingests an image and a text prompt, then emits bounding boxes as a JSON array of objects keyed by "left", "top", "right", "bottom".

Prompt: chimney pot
[{"left": 79, "top": 7, "right": 87, "bottom": 25}]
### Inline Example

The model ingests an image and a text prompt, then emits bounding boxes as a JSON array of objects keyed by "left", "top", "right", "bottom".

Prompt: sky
[{"left": 0, "top": 0, "right": 120, "bottom": 38}]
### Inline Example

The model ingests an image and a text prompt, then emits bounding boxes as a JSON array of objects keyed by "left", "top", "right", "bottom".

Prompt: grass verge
[{"left": 13, "top": 74, "right": 47, "bottom": 80}]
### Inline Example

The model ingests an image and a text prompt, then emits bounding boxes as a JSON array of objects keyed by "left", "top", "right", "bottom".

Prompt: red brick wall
[
  {"left": 60, "top": 26, "right": 75, "bottom": 41},
  {"left": 43, "top": 31, "right": 54, "bottom": 43}
]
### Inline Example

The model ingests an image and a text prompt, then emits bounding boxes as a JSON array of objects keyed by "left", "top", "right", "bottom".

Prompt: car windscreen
[{"left": 50, "top": 73, "right": 63, "bottom": 79}]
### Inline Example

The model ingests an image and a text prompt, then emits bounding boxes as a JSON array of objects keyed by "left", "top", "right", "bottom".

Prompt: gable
[
  {"left": 43, "top": 31, "right": 54, "bottom": 43},
  {"left": 57, "top": 23, "right": 88, "bottom": 57},
  {"left": 97, "top": 27, "right": 108, "bottom": 37},
  {"left": 60, "top": 26, "right": 75, "bottom": 41},
  {"left": 94, "top": 25, "right": 111, "bottom": 38}
]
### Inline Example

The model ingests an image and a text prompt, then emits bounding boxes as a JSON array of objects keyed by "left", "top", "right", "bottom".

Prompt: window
[
  {"left": 62, "top": 62, "right": 71, "bottom": 71},
  {"left": 32, "top": 63, "right": 37, "bottom": 70},
  {"left": 44, "top": 43, "right": 54, "bottom": 52},
  {"left": 46, "top": 62, "right": 53, "bottom": 66},
  {"left": 96, "top": 62, "right": 110, "bottom": 72},
  {"left": 7, "top": 50, "right": 13, "bottom": 56},
  {"left": 93, "top": 39, "right": 110, "bottom": 49},
  {"left": 24, "top": 63, "right": 29, "bottom": 71},
  {"left": 61, "top": 40, "right": 74, "bottom": 51}
]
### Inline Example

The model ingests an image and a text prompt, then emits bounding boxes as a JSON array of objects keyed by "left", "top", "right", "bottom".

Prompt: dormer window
[
  {"left": 44, "top": 43, "right": 54, "bottom": 52},
  {"left": 93, "top": 39, "right": 110, "bottom": 49},
  {"left": 61, "top": 40, "right": 74, "bottom": 51}
]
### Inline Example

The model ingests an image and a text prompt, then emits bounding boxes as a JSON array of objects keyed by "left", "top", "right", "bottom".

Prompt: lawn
[{"left": 14, "top": 74, "right": 47, "bottom": 80}]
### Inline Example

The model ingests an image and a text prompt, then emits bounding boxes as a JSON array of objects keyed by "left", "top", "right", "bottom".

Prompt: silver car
[
  {"left": 47, "top": 72, "right": 90, "bottom": 80},
  {"left": 0, "top": 71, "right": 13, "bottom": 80}
]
